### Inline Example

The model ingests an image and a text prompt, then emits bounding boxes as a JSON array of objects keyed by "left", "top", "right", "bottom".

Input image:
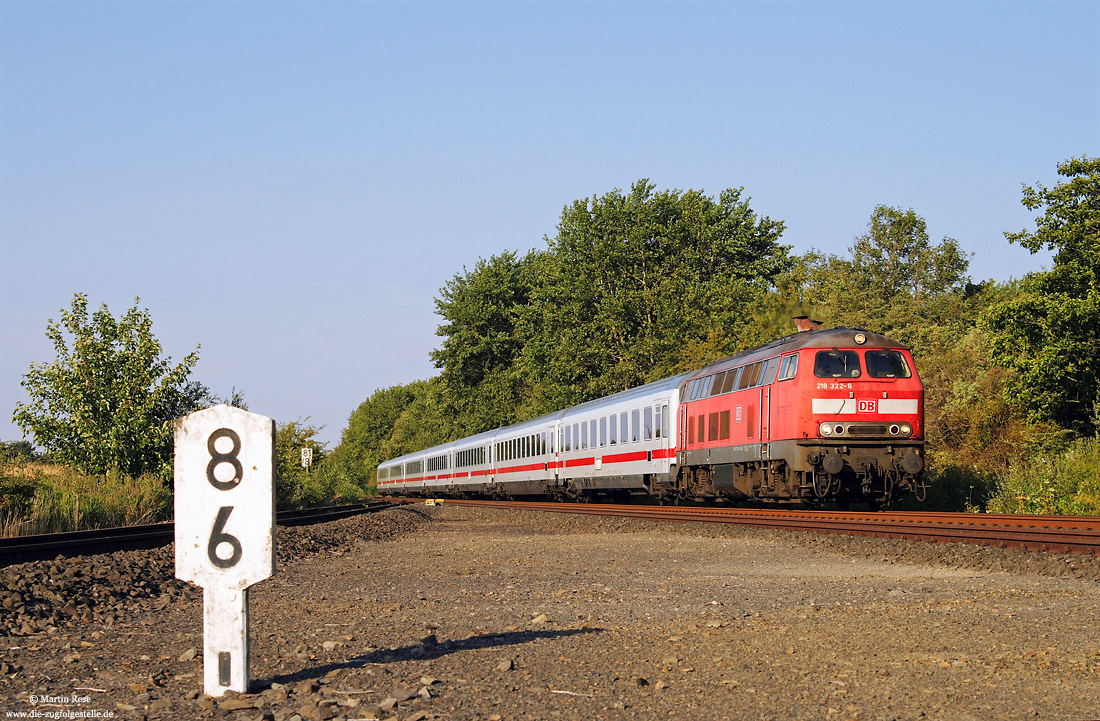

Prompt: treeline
[{"left": 336, "top": 158, "right": 1099, "bottom": 513}]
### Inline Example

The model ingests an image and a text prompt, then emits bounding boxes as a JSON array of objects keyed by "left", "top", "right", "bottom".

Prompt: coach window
[
  {"left": 609, "top": 416, "right": 618, "bottom": 445},
  {"left": 655, "top": 404, "right": 662, "bottom": 438},
  {"left": 620, "top": 412, "right": 628, "bottom": 443},
  {"left": 600, "top": 417, "right": 607, "bottom": 447},
  {"left": 563, "top": 426, "right": 571, "bottom": 452},
  {"left": 661, "top": 403, "right": 669, "bottom": 438},
  {"left": 631, "top": 410, "right": 640, "bottom": 442},
  {"left": 644, "top": 407, "right": 653, "bottom": 440},
  {"left": 815, "top": 350, "right": 861, "bottom": 378},
  {"left": 590, "top": 420, "right": 597, "bottom": 449}
]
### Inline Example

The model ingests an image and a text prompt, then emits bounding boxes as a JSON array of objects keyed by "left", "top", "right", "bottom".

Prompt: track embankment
[
  {"left": 2, "top": 503, "right": 1098, "bottom": 721},
  {"left": 437, "top": 499, "right": 1100, "bottom": 555}
]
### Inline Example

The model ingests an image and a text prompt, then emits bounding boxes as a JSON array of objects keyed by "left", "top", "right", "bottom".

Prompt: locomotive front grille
[
  {"left": 847, "top": 425, "right": 887, "bottom": 436},
  {"left": 820, "top": 422, "right": 913, "bottom": 438}
]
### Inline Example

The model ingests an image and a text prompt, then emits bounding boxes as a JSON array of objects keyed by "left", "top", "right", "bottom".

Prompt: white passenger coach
[{"left": 376, "top": 373, "right": 689, "bottom": 500}]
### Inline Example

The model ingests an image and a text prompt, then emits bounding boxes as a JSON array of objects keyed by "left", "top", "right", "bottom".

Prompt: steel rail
[
  {"left": 434, "top": 499, "right": 1100, "bottom": 555},
  {"left": 0, "top": 501, "right": 394, "bottom": 566}
]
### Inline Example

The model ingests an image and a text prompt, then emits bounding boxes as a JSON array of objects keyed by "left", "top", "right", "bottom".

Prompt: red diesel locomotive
[
  {"left": 666, "top": 325, "right": 925, "bottom": 508},
  {"left": 377, "top": 324, "right": 926, "bottom": 508}
]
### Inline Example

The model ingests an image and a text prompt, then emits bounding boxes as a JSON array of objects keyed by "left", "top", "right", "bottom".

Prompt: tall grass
[{"left": 0, "top": 462, "right": 171, "bottom": 536}]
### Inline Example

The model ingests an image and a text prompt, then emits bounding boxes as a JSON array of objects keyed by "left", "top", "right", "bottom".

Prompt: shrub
[{"left": 985, "top": 436, "right": 1100, "bottom": 515}]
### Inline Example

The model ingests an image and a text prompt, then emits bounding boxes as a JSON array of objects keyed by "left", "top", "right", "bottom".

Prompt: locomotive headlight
[
  {"left": 820, "top": 423, "right": 833, "bottom": 436},
  {"left": 900, "top": 423, "right": 912, "bottom": 436},
  {"left": 854, "top": 332, "right": 867, "bottom": 345}
]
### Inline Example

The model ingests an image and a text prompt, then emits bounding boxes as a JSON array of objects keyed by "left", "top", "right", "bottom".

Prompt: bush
[
  {"left": 985, "top": 436, "right": 1100, "bottom": 515},
  {"left": 274, "top": 420, "right": 369, "bottom": 509}
]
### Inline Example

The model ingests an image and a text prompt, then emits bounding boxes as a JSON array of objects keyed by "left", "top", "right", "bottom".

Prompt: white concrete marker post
[{"left": 174, "top": 405, "right": 275, "bottom": 697}]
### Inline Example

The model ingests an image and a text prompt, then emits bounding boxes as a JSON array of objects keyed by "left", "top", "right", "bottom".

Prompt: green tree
[
  {"left": 336, "top": 380, "right": 433, "bottom": 491},
  {"left": 431, "top": 251, "right": 535, "bottom": 434},
  {"left": 796, "top": 206, "right": 972, "bottom": 354},
  {"left": 850, "top": 205, "right": 969, "bottom": 301},
  {"left": 985, "top": 156, "right": 1100, "bottom": 434},
  {"left": 521, "top": 180, "right": 789, "bottom": 410},
  {"left": 12, "top": 294, "right": 202, "bottom": 477}
]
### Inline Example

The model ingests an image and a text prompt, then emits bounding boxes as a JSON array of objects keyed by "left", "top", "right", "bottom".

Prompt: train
[{"left": 376, "top": 323, "right": 926, "bottom": 509}]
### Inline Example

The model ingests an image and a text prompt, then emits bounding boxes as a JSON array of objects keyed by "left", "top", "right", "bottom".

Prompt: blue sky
[{"left": 1, "top": 0, "right": 1097, "bottom": 448}]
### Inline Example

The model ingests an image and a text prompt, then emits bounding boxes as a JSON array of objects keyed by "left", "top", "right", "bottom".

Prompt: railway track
[
  {"left": 434, "top": 499, "right": 1100, "bottom": 555},
  {"left": 0, "top": 501, "right": 395, "bottom": 566}
]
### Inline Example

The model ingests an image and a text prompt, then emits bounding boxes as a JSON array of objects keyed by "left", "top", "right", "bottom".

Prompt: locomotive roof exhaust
[{"left": 793, "top": 316, "right": 824, "bottom": 332}]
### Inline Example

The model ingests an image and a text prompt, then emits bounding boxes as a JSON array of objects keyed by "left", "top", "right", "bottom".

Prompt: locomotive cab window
[
  {"left": 865, "top": 350, "right": 912, "bottom": 378},
  {"left": 814, "top": 350, "right": 862, "bottom": 378}
]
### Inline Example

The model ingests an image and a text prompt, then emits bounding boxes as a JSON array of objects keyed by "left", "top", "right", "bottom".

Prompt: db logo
[{"left": 857, "top": 399, "right": 877, "bottom": 413}]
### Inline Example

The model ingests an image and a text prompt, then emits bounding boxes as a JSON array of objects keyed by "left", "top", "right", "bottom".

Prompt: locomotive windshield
[
  {"left": 814, "top": 350, "right": 861, "bottom": 378},
  {"left": 865, "top": 350, "right": 912, "bottom": 378}
]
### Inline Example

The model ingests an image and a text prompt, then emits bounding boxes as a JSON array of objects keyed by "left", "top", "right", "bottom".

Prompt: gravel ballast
[{"left": 2, "top": 503, "right": 1099, "bottom": 720}]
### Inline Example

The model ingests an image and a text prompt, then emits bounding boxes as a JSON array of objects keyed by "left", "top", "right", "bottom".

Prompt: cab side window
[{"left": 778, "top": 354, "right": 799, "bottom": 380}]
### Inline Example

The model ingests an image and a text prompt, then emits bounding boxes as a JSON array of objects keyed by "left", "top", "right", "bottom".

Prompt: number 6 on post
[{"left": 174, "top": 405, "right": 275, "bottom": 697}]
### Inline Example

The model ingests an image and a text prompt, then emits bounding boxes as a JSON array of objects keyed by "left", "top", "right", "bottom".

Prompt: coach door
[{"left": 658, "top": 402, "right": 670, "bottom": 464}]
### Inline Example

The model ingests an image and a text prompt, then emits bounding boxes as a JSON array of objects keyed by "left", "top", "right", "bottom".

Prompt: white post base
[{"left": 202, "top": 587, "right": 249, "bottom": 696}]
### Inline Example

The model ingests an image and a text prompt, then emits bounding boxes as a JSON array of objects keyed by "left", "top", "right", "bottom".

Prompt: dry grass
[{"left": 0, "top": 461, "right": 171, "bottom": 537}]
